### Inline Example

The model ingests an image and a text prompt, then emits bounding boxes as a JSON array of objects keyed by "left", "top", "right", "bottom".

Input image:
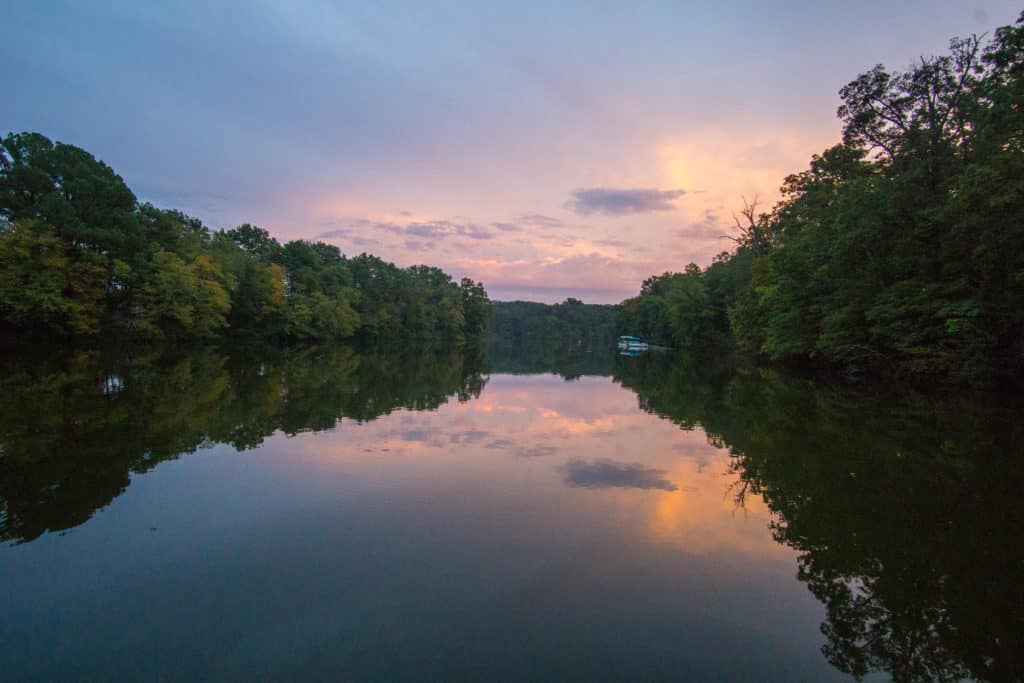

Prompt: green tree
[
  {"left": 461, "top": 278, "right": 491, "bottom": 338},
  {"left": 624, "top": 14, "right": 1024, "bottom": 385},
  {"left": 0, "top": 220, "right": 95, "bottom": 334},
  {"left": 1, "top": 132, "right": 485, "bottom": 343}
]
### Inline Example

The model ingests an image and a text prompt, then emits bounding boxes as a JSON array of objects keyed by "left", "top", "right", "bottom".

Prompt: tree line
[
  {"left": 0, "top": 132, "right": 491, "bottom": 343},
  {"left": 490, "top": 298, "right": 619, "bottom": 349},
  {"left": 619, "top": 15, "right": 1024, "bottom": 385}
]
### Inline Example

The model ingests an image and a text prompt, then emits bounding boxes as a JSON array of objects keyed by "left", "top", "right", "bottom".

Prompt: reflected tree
[
  {"left": 615, "top": 353, "right": 1024, "bottom": 682},
  {"left": 0, "top": 343, "right": 487, "bottom": 544}
]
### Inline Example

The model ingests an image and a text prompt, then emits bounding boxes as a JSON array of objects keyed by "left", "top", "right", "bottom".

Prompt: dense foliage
[
  {"left": 621, "top": 16, "right": 1024, "bottom": 385},
  {"left": 0, "top": 133, "right": 490, "bottom": 343},
  {"left": 490, "top": 298, "right": 619, "bottom": 350}
]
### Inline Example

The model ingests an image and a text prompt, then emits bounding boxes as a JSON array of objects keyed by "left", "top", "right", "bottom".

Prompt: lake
[{"left": 1, "top": 344, "right": 1021, "bottom": 681}]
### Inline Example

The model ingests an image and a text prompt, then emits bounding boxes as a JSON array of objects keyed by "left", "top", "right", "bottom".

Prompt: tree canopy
[
  {"left": 490, "top": 298, "right": 618, "bottom": 350},
  {"left": 620, "top": 15, "right": 1024, "bottom": 386},
  {"left": 0, "top": 133, "right": 490, "bottom": 343}
]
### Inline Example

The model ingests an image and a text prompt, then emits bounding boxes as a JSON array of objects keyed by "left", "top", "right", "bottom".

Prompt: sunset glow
[{"left": 3, "top": 1, "right": 1019, "bottom": 301}]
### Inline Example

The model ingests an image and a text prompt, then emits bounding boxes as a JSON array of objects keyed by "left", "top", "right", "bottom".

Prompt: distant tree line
[
  {"left": 490, "top": 298, "right": 619, "bottom": 351},
  {"left": 0, "top": 132, "right": 491, "bottom": 343},
  {"left": 620, "top": 16, "right": 1024, "bottom": 385}
]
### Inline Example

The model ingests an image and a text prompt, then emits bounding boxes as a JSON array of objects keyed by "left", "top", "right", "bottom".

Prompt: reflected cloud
[
  {"left": 0, "top": 343, "right": 490, "bottom": 543},
  {"left": 560, "top": 457, "right": 677, "bottom": 491},
  {"left": 399, "top": 430, "right": 433, "bottom": 442},
  {"left": 484, "top": 438, "right": 559, "bottom": 457},
  {"left": 450, "top": 430, "right": 491, "bottom": 444}
]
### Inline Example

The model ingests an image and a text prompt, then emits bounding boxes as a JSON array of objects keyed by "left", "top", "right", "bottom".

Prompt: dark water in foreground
[{"left": 1, "top": 344, "right": 1021, "bottom": 681}]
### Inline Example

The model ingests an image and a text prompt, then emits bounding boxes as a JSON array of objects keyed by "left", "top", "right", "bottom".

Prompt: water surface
[{"left": 1, "top": 346, "right": 1021, "bottom": 681}]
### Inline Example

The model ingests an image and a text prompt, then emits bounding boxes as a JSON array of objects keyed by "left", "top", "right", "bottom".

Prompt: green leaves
[
  {"left": 624, "top": 15, "right": 1024, "bottom": 385},
  {"left": 0, "top": 132, "right": 489, "bottom": 344},
  {"left": 132, "top": 250, "right": 231, "bottom": 339}
]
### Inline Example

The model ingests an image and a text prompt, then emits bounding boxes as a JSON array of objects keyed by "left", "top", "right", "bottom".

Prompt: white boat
[{"left": 617, "top": 335, "right": 649, "bottom": 351}]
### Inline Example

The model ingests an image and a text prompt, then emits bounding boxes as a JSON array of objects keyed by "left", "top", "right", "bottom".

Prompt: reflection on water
[
  {"left": 617, "top": 354, "right": 1024, "bottom": 682},
  {"left": 486, "top": 338, "right": 617, "bottom": 379},
  {"left": 0, "top": 344, "right": 486, "bottom": 544},
  {"left": 0, "top": 345, "right": 1021, "bottom": 681}
]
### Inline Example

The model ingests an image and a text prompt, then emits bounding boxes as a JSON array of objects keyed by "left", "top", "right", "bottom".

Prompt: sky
[{"left": 3, "top": 1, "right": 1021, "bottom": 303}]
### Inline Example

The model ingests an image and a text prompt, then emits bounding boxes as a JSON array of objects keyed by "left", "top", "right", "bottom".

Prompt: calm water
[{"left": 1, "top": 344, "right": 1021, "bottom": 681}]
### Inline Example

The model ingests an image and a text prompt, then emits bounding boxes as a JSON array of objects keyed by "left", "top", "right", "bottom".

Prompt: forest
[
  {"left": 0, "top": 133, "right": 491, "bottom": 344},
  {"left": 619, "top": 16, "right": 1024, "bottom": 386},
  {"left": 489, "top": 298, "right": 618, "bottom": 348},
  {"left": 487, "top": 298, "right": 619, "bottom": 377}
]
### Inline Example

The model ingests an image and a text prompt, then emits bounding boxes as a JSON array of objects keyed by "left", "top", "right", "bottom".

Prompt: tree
[
  {"left": 1, "top": 223, "right": 110, "bottom": 336},
  {"left": 0, "top": 132, "right": 487, "bottom": 343},
  {"left": 624, "top": 14, "right": 1024, "bottom": 384},
  {"left": 461, "top": 278, "right": 491, "bottom": 338}
]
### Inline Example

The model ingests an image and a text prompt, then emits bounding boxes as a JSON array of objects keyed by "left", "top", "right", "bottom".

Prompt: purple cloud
[
  {"left": 594, "top": 237, "right": 629, "bottom": 248},
  {"left": 404, "top": 240, "right": 435, "bottom": 252},
  {"left": 568, "top": 187, "right": 686, "bottom": 216},
  {"left": 317, "top": 228, "right": 350, "bottom": 239},
  {"left": 490, "top": 221, "right": 523, "bottom": 232},
  {"left": 519, "top": 212, "right": 567, "bottom": 228},
  {"left": 318, "top": 218, "right": 495, "bottom": 242}
]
